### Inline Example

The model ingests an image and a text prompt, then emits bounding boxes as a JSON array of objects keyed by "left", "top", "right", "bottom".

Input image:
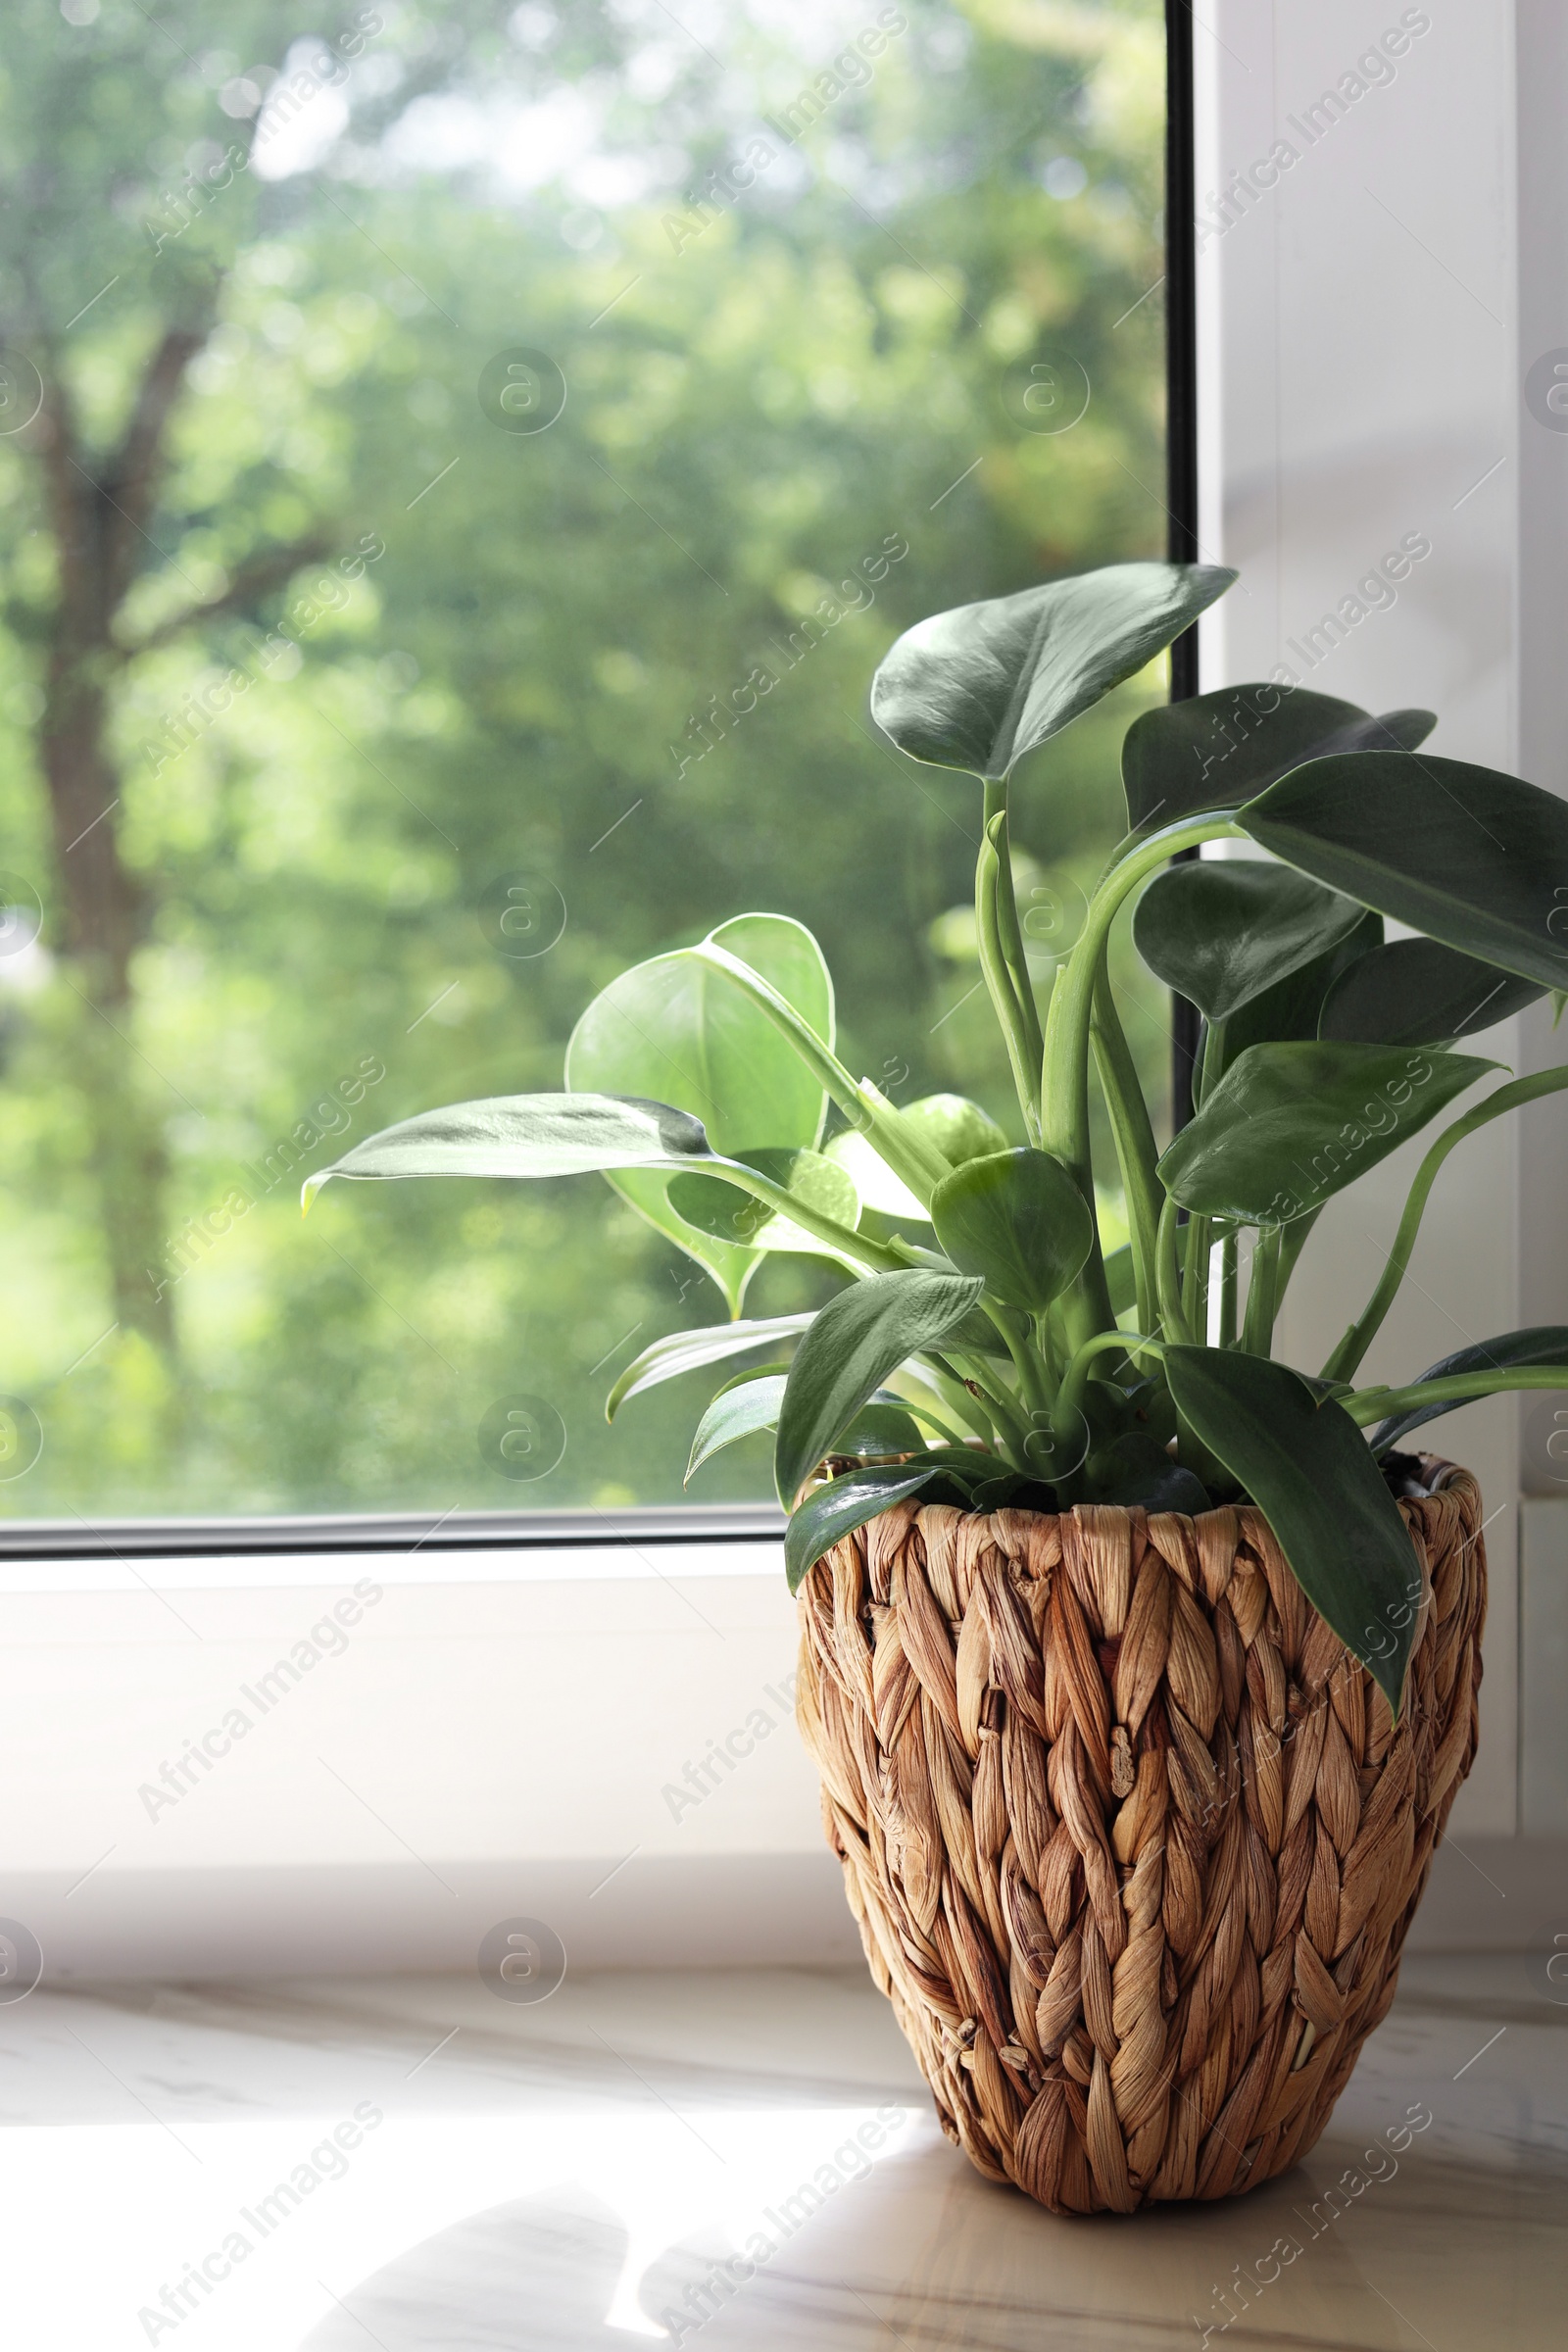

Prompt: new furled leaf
[
  {"left": 1121, "top": 683, "right": 1434, "bottom": 832},
  {"left": 1164, "top": 1346, "right": 1422, "bottom": 1709},
  {"left": 870, "top": 561, "right": 1234, "bottom": 780},
  {"left": 1133, "top": 859, "right": 1366, "bottom": 1024},
  {"left": 1157, "top": 1041, "right": 1494, "bottom": 1224},
  {"left": 774, "top": 1269, "right": 983, "bottom": 1505}
]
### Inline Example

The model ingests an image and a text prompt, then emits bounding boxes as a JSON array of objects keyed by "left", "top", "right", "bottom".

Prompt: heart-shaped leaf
[
  {"left": 666, "top": 1148, "right": 859, "bottom": 1258},
  {"left": 774, "top": 1269, "right": 983, "bottom": 1505},
  {"left": 870, "top": 561, "right": 1234, "bottom": 781},
  {"left": 1221, "top": 909, "right": 1383, "bottom": 1059},
  {"left": 1318, "top": 937, "right": 1545, "bottom": 1046},
  {"left": 901, "top": 1092, "right": 1010, "bottom": 1164},
  {"left": 1122, "top": 683, "right": 1435, "bottom": 832},
  {"left": 1164, "top": 1346, "right": 1422, "bottom": 1708},
  {"left": 566, "top": 912, "right": 834, "bottom": 1312},
  {"left": 1133, "top": 859, "right": 1366, "bottom": 1024},
  {"left": 304, "top": 1092, "right": 715, "bottom": 1207},
  {"left": 606, "top": 1313, "right": 813, "bottom": 1420},
  {"left": 1156, "top": 1041, "right": 1494, "bottom": 1224},
  {"left": 929, "top": 1147, "right": 1093, "bottom": 1312},
  {"left": 1369, "top": 1326, "right": 1568, "bottom": 1452},
  {"left": 1241, "top": 750, "right": 1568, "bottom": 991}
]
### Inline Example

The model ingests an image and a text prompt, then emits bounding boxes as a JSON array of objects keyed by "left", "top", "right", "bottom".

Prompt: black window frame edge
[{"left": 9, "top": 20, "right": 1199, "bottom": 1567}]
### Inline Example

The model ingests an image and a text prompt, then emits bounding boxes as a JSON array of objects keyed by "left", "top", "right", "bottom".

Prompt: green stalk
[
  {"left": 1272, "top": 1205, "right": 1321, "bottom": 1314},
  {"left": 1089, "top": 949, "right": 1162, "bottom": 1336},
  {"left": 1182, "top": 1208, "right": 1211, "bottom": 1335},
  {"left": 977, "top": 804, "right": 1043, "bottom": 1144},
  {"left": 982, "top": 1298, "right": 1053, "bottom": 1423},
  {"left": 1322, "top": 1064, "right": 1568, "bottom": 1384},
  {"left": 705, "top": 1163, "right": 903, "bottom": 1273},
  {"left": 983, "top": 780, "right": 1046, "bottom": 1103},
  {"left": 1240, "top": 1222, "right": 1282, "bottom": 1356},
  {"left": 1218, "top": 1227, "right": 1238, "bottom": 1347},
  {"left": 1343, "top": 1364, "right": 1568, "bottom": 1428},
  {"left": 921, "top": 1353, "right": 1001, "bottom": 1445},
  {"left": 1042, "top": 816, "right": 1244, "bottom": 1346},
  {"left": 1054, "top": 1326, "right": 1162, "bottom": 1435},
  {"left": 690, "top": 941, "right": 949, "bottom": 1205},
  {"left": 1155, "top": 1191, "right": 1194, "bottom": 1344}
]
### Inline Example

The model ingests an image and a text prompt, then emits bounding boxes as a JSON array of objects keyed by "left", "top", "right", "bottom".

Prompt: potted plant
[{"left": 308, "top": 562, "right": 1568, "bottom": 2211}]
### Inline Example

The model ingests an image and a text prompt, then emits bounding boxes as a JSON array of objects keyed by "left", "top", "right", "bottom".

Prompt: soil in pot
[{"left": 795, "top": 1460, "right": 1486, "bottom": 2213}]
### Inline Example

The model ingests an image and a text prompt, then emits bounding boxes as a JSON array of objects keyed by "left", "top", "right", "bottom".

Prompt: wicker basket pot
[{"left": 795, "top": 1460, "right": 1486, "bottom": 2213}]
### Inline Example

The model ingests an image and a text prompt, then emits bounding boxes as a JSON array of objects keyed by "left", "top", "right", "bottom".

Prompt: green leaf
[
  {"left": 1318, "top": 938, "right": 1545, "bottom": 1047},
  {"left": 785, "top": 1460, "right": 961, "bottom": 1593},
  {"left": 1121, "top": 683, "right": 1434, "bottom": 832},
  {"left": 929, "top": 1147, "right": 1093, "bottom": 1312},
  {"left": 606, "top": 1314, "right": 813, "bottom": 1421},
  {"left": 869, "top": 561, "right": 1235, "bottom": 781},
  {"left": 1221, "top": 909, "right": 1383, "bottom": 1059},
  {"left": 1241, "top": 750, "right": 1568, "bottom": 992},
  {"left": 665, "top": 1148, "right": 859, "bottom": 1258},
  {"left": 1133, "top": 859, "right": 1366, "bottom": 1025},
  {"left": 774, "top": 1269, "right": 984, "bottom": 1505},
  {"left": 304, "top": 1092, "right": 715, "bottom": 1208},
  {"left": 1103, "top": 1242, "right": 1137, "bottom": 1316},
  {"left": 1164, "top": 1346, "right": 1422, "bottom": 1708},
  {"left": 900, "top": 1092, "right": 1010, "bottom": 1164},
  {"left": 686, "top": 1375, "right": 787, "bottom": 1482},
  {"left": 832, "top": 1398, "right": 927, "bottom": 1458},
  {"left": 1157, "top": 1041, "right": 1495, "bottom": 1225},
  {"left": 1369, "top": 1327, "right": 1568, "bottom": 1452},
  {"left": 566, "top": 912, "right": 834, "bottom": 1313}
]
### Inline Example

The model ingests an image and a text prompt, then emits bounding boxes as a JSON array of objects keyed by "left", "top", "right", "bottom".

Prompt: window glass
[{"left": 0, "top": 0, "right": 1168, "bottom": 1522}]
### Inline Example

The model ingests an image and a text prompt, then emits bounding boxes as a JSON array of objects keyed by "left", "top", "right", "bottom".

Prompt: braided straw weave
[{"left": 795, "top": 1458, "right": 1486, "bottom": 2212}]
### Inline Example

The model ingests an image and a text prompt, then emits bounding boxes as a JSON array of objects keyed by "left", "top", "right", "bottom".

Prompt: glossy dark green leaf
[
  {"left": 1122, "top": 683, "right": 1434, "bottom": 832},
  {"left": 304, "top": 1092, "right": 714, "bottom": 1209},
  {"left": 566, "top": 912, "right": 834, "bottom": 1313},
  {"left": 1318, "top": 938, "right": 1545, "bottom": 1046},
  {"left": 685, "top": 1376, "right": 787, "bottom": 1482},
  {"left": 1157, "top": 1041, "right": 1494, "bottom": 1225},
  {"left": 1242, "top": 751, "right": 1568, "bottom": 991},
  {"left": 665, "top": 1148, "right": 859, "bottom": 1259},
  {"left": 606, "top": 1314, "right": 813, "bottom": 1421},
  {"left": 785, "top": 1460, "right": 965, "bottom": 1593},
  {"left": 1084, "top": 1435, "right": 1209, "bottom": 1514},
  {"left": 1221, "top": 909, "right": 1383, "bottom": 1059},
  {"left": 1164, "top": 1346, "right": 1422, "bottom": 1708},
  {"left": 774, "top": 1270, "right": 983, "bottom": 1506},
  {"left": 1133, "top": 859, "right": 1366, "bottom": 1024},
  {"left": 1369, "top": 1327, "right": 1568, "bottom": 1452},
  {"left": 831, "top": 1399, "right": 927, "bottom": 1458},
  {"left": 929, "top": 1148, "right": 1093, "bottom": 1312},
  {"left": 869, "top": 561, "right": 1234, "bottom": 781}
]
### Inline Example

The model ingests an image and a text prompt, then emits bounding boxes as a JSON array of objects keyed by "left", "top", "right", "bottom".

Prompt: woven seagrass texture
[{"left": 796, "top": 1460, "right": 1486, "bottom": 2213}]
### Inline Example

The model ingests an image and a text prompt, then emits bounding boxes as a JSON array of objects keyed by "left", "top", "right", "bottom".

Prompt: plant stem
[
  {"left": 690, "top": 941, "right": 948, "bottom": 1205},
  {"left": 1155, "top": 1191, "right": 1194, "bottom": 1344},
  {"left": 1344, "top": 1364, "right": 1568, "bottom": 1428},
  {"left": 1240, "top": 1222, "right": 1282, "bottom": 1355},
  {"left": 981, "top": 781, "right": 1045, "bottom": 1134},
  {"left": 1322, "top": 1063, "right": 1568, "bottom": 1383},
  {"left": 1054, "top": 1326, "right": 1162, "bottom": 1433},
  {"left": 1042, "top": 815, "right": 1244, "bottom": 1345},
  {"left": 708, "top": 1162, "right": 904, "bottom": 1272},
  {"left": 983, "top": 1298, "right": 1053, "bottom": 1422},
  {"left": 1182, "top": 1208, "right": 1211, "bottom": 1335},
  {"left": 1218, "top": 1227, "right": 1238, "bottom": 1347},
  {"left": 977, "top": 801, "right": 1043, "bottom": 1143},
  {"left": 1089, "top": 949, "right": 1162, "bottom": 1335}
]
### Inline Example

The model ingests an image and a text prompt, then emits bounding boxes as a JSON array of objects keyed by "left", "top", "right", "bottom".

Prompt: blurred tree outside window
[{"left": 0, "top": 0, "right": 1171, "bottom": 1520}]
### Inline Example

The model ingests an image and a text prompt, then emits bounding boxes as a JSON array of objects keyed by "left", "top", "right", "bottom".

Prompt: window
[{"left": 0, "top": 0, "right": 1173, "bottom": 1532}]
